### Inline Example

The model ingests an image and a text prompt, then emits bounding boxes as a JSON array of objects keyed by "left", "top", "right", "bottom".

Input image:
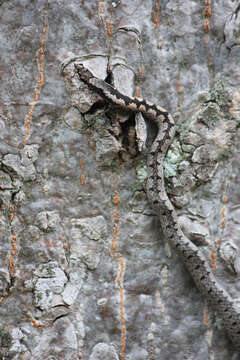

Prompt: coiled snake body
[{"left": 75, "top": 64, "right": 240, "bottom": 349}]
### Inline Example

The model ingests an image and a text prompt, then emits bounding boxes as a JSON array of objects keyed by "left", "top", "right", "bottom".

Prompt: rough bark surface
[{"left": 0, "top": 1, "right": 240, "bottom": 359}]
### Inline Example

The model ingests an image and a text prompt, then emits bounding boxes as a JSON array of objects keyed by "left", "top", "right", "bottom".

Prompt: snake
[{"left": 74, "top": 63, "right": 240, "bottom": 349}]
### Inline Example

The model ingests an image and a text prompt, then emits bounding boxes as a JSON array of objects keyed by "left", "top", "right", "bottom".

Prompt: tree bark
[{"left": 0, "top": 1, "right": 240, "bottom": 359}]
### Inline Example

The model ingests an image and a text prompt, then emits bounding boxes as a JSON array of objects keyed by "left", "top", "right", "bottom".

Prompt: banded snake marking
[{"left": 74, "top": 63, "right": 240, "bottom": 349}]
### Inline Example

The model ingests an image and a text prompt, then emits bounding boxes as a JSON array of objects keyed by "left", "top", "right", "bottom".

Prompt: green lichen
[
  {"left": 164, "top": 141, "right": 183, "bottom": 178},
  {"left": 35, "top": 292, "right": 43, "bottom": 302},
  {"left": 205, "top": 81, "right": 230, "bottom": 109},
  {"left": 201, "top": 102, "right": 220, "bottom": 126},
  {"left": 197, "top": 91, "right": 209, "bottom": 103},
  {"left": 136, "top": 162, "right": 148, "bottom": 183},
  {"left": 37, "top": 263, "right": 56, "bottom": 277},
  {"left": 134, "top": 161, "right": 147, "bottom": 191},
  {"left": 175, "top": 115, "right": 193, "bottom": 134},
  {"left": 197, "top": 81, "right": 232, "bottom": 127}
]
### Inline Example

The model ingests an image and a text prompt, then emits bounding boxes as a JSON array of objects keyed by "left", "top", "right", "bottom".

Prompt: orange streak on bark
[
  {"left": 23, "top": 2, "right": 49, "bottom": 146},
  {"left": 114, "top": 225, "right": 119, "bottom": 236},
  {"left": 205, "top": 0, "right": 211, "bottom": 17},
  {"left": 9, "top": 206, "right": 15, "bottom": 222},
  {"left": 205, "top": 6, "right": 211, "bottom": 17},
  {"left": 111, "top": 236, "right": 116, "bottom": 252},
  {"left": 221, "top": 205, "right": 226, "bottom": 228},
  {"left": 204, "top": 19, "right": 210, "bottom": 32},
  {"left": 11, "top": 234, "right": 17, "bottom": 255},
  {"left": 177, "top": 79, "right": 183, "bottom": 95},
  {"left": 205, "top": 308, "right": 209, "bottom": 324},
  {"left": 114, "top": 194, "right": 119, "bottom": 206},
  {"left": 222, "top": 195, "right": 228, "bottom": 203},
  {"left": 154, "top": 0, "right": 159, "bottom": 28},
  {"left": 136, "top": 87, "right": 140, "bottom": 98},
  {"left": 138, "top": 66, "right": 143, "bottom": 81},
  {"left": 115, "top": 210, "right": 119, "bottom": 224},
  {"left": 81, "top": 174, "right": 86, "bottom": 185},
  {"left": 80, "top": 159, "right": 86, "bottom": 185},
  {"left": 119, "top": 294, "right": 126, "bottom": 360},
  {"left": 9, "top": 256, "right": 15, "bottom": 278},
  {"left": 106, "top": 19, "right": 112, "bottom": 37},
  {"left": 221, "top": 206, "right": 225, "bottom": 218},
  {"left": 30, "top": 317, "right": 45, "bottom": 328},
  {"left": 112, "top": 193, "right": 126, "bottom": 357},
  {"left": 210, "top": 247, "right": 217, "bottom": 270},
  {"left": 209, "top": 55, "right": 213, "bottom": 66},
  {"left": 116, "top": 257, "right": 124, "bottom": 285}
]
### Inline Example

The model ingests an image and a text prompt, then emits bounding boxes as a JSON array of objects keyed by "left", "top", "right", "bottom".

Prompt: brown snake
[{"left": 74, "top": 63, "right": 240, "bottom": 349}]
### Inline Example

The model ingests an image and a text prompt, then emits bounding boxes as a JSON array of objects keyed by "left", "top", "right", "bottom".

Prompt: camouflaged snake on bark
[{"left": 74, "top": 63, "right": 240, "bottom": 349}]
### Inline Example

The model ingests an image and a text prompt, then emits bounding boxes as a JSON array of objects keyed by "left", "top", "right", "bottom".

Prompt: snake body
[{"left": 75, "top": 63, "right": 240, "bottom": 349}]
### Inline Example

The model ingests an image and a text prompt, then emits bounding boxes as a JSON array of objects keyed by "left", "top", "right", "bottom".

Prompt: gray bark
[{"left": 0, "top": 1, "right": 240, "bottom": 359}]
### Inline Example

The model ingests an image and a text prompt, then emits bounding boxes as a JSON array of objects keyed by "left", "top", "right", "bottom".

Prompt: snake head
[{"left": 74, "top": 63, "right": 94, "bottom": 83}]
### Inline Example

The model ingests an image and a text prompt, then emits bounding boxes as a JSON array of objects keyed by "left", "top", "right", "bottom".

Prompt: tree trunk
[{"left": 0, "top": 1, "right": 240, "bottom": 359}]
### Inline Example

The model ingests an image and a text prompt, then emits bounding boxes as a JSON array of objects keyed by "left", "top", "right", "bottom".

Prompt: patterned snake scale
[{"left": 75, "top": 63, "right": 240, "bottom": 349}]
